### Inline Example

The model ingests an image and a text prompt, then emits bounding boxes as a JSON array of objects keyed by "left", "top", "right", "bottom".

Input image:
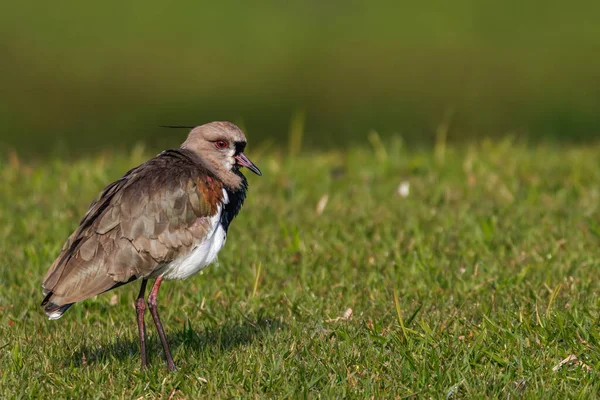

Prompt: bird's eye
[{"left": 215, "top": 140, "right": 228, "bottom": 149}]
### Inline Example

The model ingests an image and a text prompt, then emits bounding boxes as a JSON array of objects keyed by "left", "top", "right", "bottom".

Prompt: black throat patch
[{"left": 220, "top": 171, "right": 248, "bottom": 232}]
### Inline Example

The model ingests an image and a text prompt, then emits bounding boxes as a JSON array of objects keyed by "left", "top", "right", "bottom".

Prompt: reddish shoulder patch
[{"left": 197, "top": 176, "right": 223, "bottom": 214}]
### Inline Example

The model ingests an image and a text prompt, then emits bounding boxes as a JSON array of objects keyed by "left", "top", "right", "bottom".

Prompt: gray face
[{"left": 212, "top": 139, "right": 237, "bottom": 171}]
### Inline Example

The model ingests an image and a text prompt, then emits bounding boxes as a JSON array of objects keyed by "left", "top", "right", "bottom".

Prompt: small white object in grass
[
  {"left": 397, "top": 181, "right": 410, "bottom": 198},
  {"left": 552, "top": 354, "right": 578, "bottom": 372},
  {"left": 343, "top": 308, "right": 353, "bottom": 319},
  {"left": 552, "top": 354, "right": 591, "bottom": 372},
  {"left": 316, "top": 194, "right": 329, "bottom": 215},
  {"left": 325, "top": 307, "right": 353, "bottom": 323},
  {"left": 109, "top": 294, "right": 118, "bottom": 306}
]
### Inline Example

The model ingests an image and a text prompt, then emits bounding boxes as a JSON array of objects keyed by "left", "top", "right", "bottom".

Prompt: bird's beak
[{"left": 235, "top": 153, "right": 262, "bottom": 176}]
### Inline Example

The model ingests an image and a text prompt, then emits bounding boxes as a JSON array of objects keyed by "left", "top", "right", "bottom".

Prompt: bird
[{"left": 40, "top": 121, "right": 261, "bottom": 371}]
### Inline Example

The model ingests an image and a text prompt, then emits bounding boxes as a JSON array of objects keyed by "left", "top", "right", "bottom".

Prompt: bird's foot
[{"left": 167, "top": 361, "right": 178, "bottom": 372}]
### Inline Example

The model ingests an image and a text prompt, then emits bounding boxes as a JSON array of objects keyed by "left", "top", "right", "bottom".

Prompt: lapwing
[{"left": 41, "top": 121, "right": 261, "bottom": 371}]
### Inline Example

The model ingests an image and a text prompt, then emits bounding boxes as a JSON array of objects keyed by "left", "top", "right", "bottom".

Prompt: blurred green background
[{"left": 2, "top": 1, "right": 600, "bottom": 156}]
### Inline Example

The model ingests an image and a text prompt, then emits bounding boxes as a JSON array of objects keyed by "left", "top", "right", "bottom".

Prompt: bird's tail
[{"left": 41, "top": 291, "right": 74, "bottom": 320}]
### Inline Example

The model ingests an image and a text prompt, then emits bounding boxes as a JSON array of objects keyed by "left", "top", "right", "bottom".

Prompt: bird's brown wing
[{"left": 42, "top": 150, "right": 223, "bottom": 308}]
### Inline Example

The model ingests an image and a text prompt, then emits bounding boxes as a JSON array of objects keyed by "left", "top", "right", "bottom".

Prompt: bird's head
[{"left": 181, "top": 121, "right": 261, "bottom": 188}]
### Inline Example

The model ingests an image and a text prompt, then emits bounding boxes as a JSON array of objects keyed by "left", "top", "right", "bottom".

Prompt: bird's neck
[
  {"left": 180, "top": 148, "right": 245, "bottom": 190},
  {"left": 220, "top": 172, "right": 248, "bottom": 232}
]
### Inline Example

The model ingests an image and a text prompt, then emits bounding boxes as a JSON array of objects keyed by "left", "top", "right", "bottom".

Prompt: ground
[{"left": 1, "top": 137, "right": 599, "bottom": 398}]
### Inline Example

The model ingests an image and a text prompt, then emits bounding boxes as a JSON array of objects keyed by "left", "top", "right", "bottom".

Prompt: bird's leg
[
  {"left": 147, "top": 276, "right": 177, "bottom": 371},
  {"left": 135, "top": 279, "right": 148, "bottom": 368}
]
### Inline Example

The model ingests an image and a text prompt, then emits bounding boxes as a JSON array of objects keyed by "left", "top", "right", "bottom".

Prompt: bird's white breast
[{"left": 159, "top": 190, "right": 229, "bottom": 280}]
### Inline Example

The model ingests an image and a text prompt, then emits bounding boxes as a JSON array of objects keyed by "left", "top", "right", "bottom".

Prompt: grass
[{"left": 1, "top": 137, "right": 600, "bottom": 398}]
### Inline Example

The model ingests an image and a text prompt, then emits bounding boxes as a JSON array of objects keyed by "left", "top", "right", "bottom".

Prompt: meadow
[{"left": 1, "top": 135, "right": 599, "bottom": 398}]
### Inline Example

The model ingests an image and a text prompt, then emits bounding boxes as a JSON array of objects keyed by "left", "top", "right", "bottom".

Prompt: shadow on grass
[{"left": 69, "top": 315, "right": 286, "bottom": 368}]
